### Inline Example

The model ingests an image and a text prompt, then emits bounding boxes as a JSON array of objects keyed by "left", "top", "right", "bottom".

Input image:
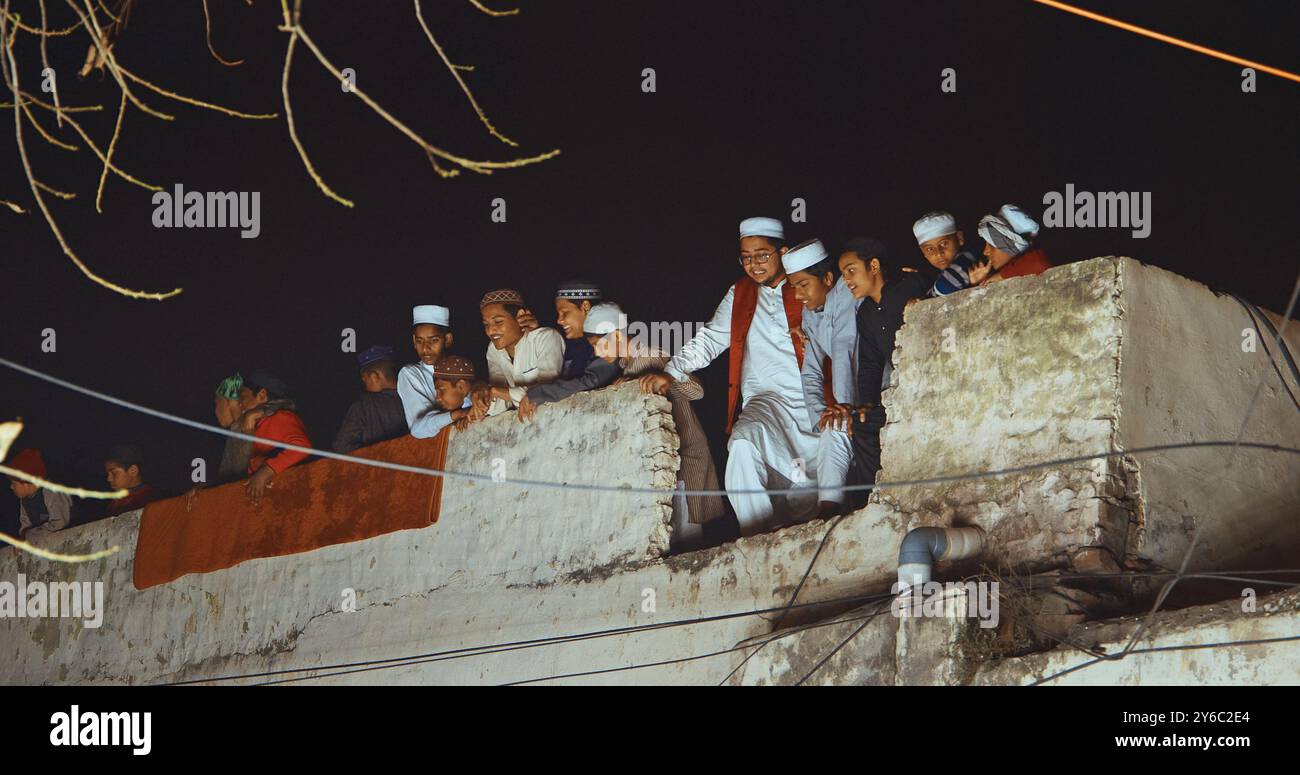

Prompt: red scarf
[{"left": 726, "top": 278, "right": 805, "bottom": 434}]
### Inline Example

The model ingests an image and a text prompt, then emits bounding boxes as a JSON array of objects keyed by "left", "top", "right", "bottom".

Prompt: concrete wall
[
  {"left": 973, "top": 589, "right": 1300, "bottom": 686},
  {"left": 879, "top": 257, "right": 1300, "bottom": 576},
  {"left": 1, "top": 384, "right": 685, "bottom": 684},
  {"left": 1115, "top": 261, "right": 1300, "bottom": 572},
  {"left": 880, "top": 258, "right": 1129, "bottom": 569},
  {"left": 2, "top": 258, "right": 1296, "bottom": 685}
]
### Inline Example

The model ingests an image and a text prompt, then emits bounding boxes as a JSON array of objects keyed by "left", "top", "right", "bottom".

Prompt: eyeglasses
[{"left": 739, "top": 251, "right": 776, "bottom": 267}]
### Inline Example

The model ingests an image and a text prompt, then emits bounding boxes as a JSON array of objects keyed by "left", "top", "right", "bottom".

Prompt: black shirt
[
  {"left": 561, "top": 336, "right": 596, "bottom": 380},
  {"left": 332, "top": 388, "right": 408, "bottom": 453},
  {"left": 855, "top": 273, "right": 931, "bottom": 407}
]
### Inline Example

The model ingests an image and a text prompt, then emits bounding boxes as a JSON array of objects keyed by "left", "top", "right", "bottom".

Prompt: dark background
[{"left": 2, "top": 0, "right": 1297, "bottom": 531}]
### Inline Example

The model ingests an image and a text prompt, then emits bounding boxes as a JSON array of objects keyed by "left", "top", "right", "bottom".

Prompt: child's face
[
  {"left": 481, "top": 304, "right": 523, "bottom": 351},
  {"left": 983, "top": 240, "right": 1014, "bottom": 270},
  {"left": 412, "top": 324, "right": 451, "bottom": 366},
  {"left": 105, "top": 462, "right": 140, "bottom": 490},
  {"left": 919, "top": 231, "right": 963, "bottom": 270},
  {"left": 10, "top": 479, "right": 37, "bottom": 499},
  {"left": 788, "top": 269, "right": 834, "bottom": 310},
  {"left": 434, "top": 378, "right": 469, "bottom": 411},
  {"left": 555, "top": 298, "right": 588, "bottom": 339}
]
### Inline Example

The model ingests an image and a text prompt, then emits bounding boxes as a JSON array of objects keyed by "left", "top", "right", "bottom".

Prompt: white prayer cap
[
  {"left": 782, "top": 238, "right": 829, "bottom": 275},
  {"left": 912, "top": 211, "right": 958, "bottom": 244},
  {"left": 998, "top": 204, "right": 1040, "bottom": 240},
  {"left": 739, "top": 216, "right": 785, "bottom": 241},
  {"left": 583, "top": 302, "right": 625, "bottom": 336},
  {"left": 412, "top": 304, "right": 450, "bottom": 328}
]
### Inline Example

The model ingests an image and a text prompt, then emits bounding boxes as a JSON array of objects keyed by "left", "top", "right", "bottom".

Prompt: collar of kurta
[{"left": 725, "top": 277, "right": 805, "bottom": 434}]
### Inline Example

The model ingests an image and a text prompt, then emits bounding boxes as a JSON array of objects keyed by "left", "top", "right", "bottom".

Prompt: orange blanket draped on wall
[{"left": 133, "top": 428, "right": 452, "bottom": 590}]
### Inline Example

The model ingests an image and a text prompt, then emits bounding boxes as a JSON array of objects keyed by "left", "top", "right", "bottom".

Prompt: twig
[
  {"left": 118, "top": 62, "right": 275, "bottom": 119},
  {"left": 3, "top": 92, "right": 103, "bottom": 111},
  {"left": 65, "top": 0, "right": 174, "bottom": 121},
  {"left": 1, "top": 8, "right": 83, "bottom": 36},
  {"left": 467, "top": 0, "right": 519, "bottom": 17},
  {"left": 280, "top": 0, "right": 352, "bottom": 207},
  {"left": 281, "top": 10, "right": 559, "bottom": 178},
  {"left": 23, "top": 90, "right": 159, "bottom": 191},
  {"left": 20, "top": 101, "right": 78, "bottom": 149},
  {"left": 0, "top": 531, "right": 121, "bottom": 563},
  {"left": 202, "top": 0, "right": 244, "bottom": 66},
  {"left": 38, "top": 0, "right": 63, "bottom": 126},
  {"left": 414, "top": 0, "right": 516, "bottom": 147},
  {"left": 3, "top": 19, "right": 181, "bottom": 300},
  {"left": 94, "top": 89, "right": 125, "bottom": 211},
  {"left": 34, "top": 178, "right": 75, "bottom": 198}
]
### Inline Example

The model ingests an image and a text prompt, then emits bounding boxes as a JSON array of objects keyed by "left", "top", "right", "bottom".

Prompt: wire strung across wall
[
  {"left": 158, "top": 568, "right": 1298, "bottom": 686},
  {"left": 2, "top": 355, "right": 1297, "bottom": 501}
]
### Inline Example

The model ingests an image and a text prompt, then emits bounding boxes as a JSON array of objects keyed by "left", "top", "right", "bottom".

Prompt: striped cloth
[{"left": 929, "top": 248, "right": 980, "bottom": 297}]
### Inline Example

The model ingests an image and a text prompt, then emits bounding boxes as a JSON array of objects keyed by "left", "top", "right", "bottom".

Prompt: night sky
[{"left": 2, "top": 0, "right": 1297, "bottom": 529}]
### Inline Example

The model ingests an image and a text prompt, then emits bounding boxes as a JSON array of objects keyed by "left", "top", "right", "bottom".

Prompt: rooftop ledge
[{"left": 2, "top": 256, "right": 1297, "bottom": 684}]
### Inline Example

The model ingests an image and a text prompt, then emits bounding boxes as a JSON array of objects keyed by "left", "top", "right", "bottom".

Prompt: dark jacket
[{"left": 333, "top": 389, "right": 407, "bottom": 453}]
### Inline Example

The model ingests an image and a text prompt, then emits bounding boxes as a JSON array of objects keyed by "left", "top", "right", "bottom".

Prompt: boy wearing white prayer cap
[
  {"left": 911, "top": 210, "right": 982, "bottom": 297},
  {"left": 643, "top": 216, "right": 821, "bottom": 536},
  {"left": 783, "top": 239, "right": 858, "bottom": 517},
  {"left": 397, "top": 304, "right": 463, "bottom": 439}
]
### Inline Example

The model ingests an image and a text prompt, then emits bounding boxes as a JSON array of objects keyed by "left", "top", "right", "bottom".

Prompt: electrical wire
[
  {"left": 162, "top": 588, "right": 899, "bottom": 686},
  {"left": 3, "top": 353, "right": 1296, "bottom": 500}
]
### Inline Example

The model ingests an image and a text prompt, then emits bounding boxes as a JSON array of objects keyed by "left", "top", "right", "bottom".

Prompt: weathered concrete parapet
[
  {"left": 877, "top": 257, "right": 1300, "bottom": 576},
  {"left": 440, "top": 382, "right": 678, "bottom": 575},
  {"left": 3, "top": 258, "right": 1295, "bottom": 685},
  {"left": 0, "top": 383, "right": 680, "bottom": 684},
  {"left": 879, "top": 257, "right": 1128, "bottom": 569}
]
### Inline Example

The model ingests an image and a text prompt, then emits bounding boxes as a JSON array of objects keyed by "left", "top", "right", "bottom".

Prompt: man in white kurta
[{"left": 659, "top": 217, "right": 822, "bottom": 536}]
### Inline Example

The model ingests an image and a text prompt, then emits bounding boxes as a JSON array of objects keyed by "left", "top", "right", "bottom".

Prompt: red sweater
[
  {"left": 249, "top": 409, "right": 312, "bottom": 475},
  {"left": 998, "top": 248, "right": 1052, "bottom": 279},
  {"left": 106, "top": 483, "right": 160, "bottom": 517}
]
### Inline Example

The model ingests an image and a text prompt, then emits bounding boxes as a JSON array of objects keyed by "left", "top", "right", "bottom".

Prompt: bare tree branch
[
  {"left": 414, "top": 0, "right": 516, "bottom": 147},
  {"left": 3, "top": 9, "right": 182, "bottom": 299},
  {"left": 467, "top": 0, "right": 519, "bottom": 17},
  {"left": 202, "top": 0, "right": 244, "bottom": 66}
]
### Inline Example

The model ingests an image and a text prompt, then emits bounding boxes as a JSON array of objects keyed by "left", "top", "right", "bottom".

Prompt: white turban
[
  {"left": 738, "top": 216, "right": 785, "bottom": 241},
  {"left": 781, "top": 238, "right": 828, "bottom": 274},
  {"left": 412, "top": 304, "right": 450, "bottom": 327},
  {"left": 912, "top": 211, "right": 958, "bottom": 244},
  {"left": 998, "top": 204, "right": 1040, "bottom": 241},
  {"left": 977, "top": 205, "right": 1038, "bottom": 257},
  {"left": 583, "top": 302, "right": 625, "bottom": 336}
]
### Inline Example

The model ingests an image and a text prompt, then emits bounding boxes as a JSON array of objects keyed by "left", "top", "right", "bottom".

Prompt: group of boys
[{"left": 6, "top": 202, "right": 1049, "bottom": 546}]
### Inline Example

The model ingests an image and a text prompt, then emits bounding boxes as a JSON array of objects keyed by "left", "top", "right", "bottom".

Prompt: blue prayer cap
[{"left": 357, "top": 345, "right": 395, "bottom": 370}]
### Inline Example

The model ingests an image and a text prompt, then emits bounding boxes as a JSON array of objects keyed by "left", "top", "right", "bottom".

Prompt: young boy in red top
[
  {"left": 970, "top": 204, "right": 1053, "bottom": 285},
  {"left": 103, "top": 444, "right": 160, "bottom": 517},
  {"left": 239, "top": 370, "right": 312, "bottom": 503}
]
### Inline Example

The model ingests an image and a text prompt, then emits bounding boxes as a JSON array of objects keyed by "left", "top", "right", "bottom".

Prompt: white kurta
[
  {"left": 666, "top": 280, "right": 821, "bottom": 535},
  {"left": 799, "top": 278, "right": 860, "bottom": 506},
  {"left": 485, "top": 326, "right": 565, "bottom": 415},
  {"left": 397, "top": 362, "right": 455, "bottom": 439}
]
